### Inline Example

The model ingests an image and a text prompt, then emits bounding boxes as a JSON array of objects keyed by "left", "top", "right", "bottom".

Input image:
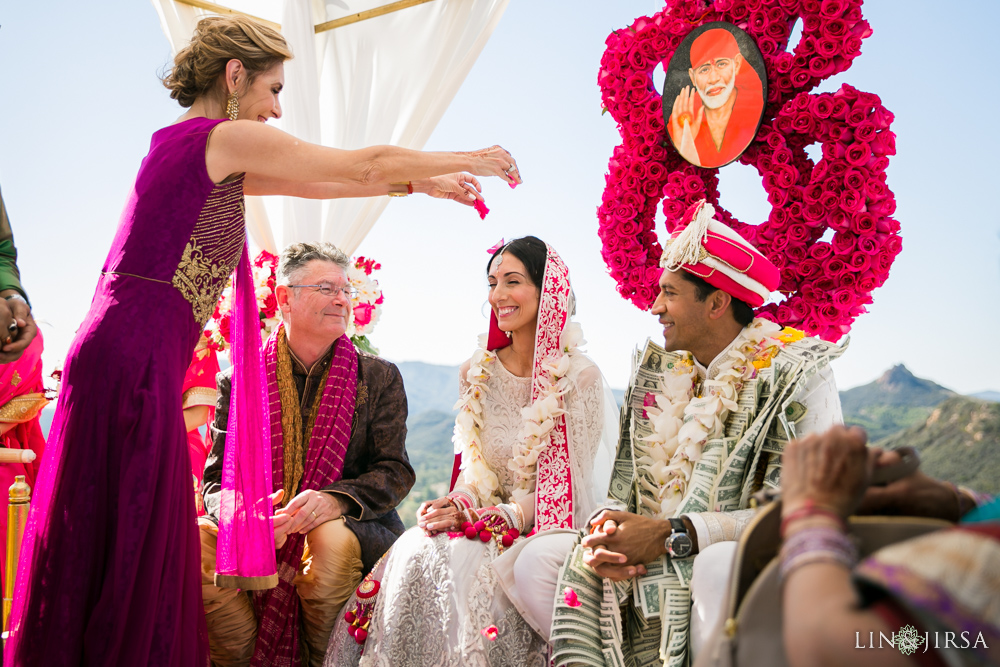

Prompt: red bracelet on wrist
[{"left": 780, "top": 499, "right": 847, "bottom": 539}]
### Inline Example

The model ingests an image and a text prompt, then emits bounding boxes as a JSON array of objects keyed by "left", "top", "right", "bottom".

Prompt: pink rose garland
[
  {"left": 598, "top": 0, "right": 899, "bottom": 341},
  {"left": 206, "top": 250, "right": 279, "bottom": 351}
]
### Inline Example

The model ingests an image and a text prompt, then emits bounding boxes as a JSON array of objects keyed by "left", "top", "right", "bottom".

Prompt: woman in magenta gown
[{"left": 5, "top": 15, "right": 521, "bottom": 666}]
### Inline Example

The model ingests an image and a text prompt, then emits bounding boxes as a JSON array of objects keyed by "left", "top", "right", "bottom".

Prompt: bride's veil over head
[{"left": 486, "top": 238, "right": 619, "bottom": 529}]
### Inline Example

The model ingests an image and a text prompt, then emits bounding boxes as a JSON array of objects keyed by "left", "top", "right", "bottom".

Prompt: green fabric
[{"left": 0, "top": 187, "right": 27, "bottom": 303}]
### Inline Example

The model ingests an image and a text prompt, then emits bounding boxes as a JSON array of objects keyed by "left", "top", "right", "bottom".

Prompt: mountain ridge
[
  {"left": 840, "top": 364, "right": 959, "bottom": 442},
  {"left": 876, "top": 395, "right": 1000, "bottom": 494}
]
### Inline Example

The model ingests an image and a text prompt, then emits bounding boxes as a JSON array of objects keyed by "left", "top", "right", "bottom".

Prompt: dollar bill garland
[{"left": 638, "top": 319, "right": 804, "bottom": 518}]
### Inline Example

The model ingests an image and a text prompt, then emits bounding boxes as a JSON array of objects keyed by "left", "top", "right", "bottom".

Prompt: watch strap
[{"left": 664, "top": 517, "right": 693, "bottom": 558}]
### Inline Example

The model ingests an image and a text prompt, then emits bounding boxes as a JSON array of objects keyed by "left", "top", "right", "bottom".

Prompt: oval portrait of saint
[{"left": 663, "top": 22, "right": 767, "bottom": 169}]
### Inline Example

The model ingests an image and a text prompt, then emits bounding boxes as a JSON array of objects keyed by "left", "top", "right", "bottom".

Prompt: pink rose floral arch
[{"left": 598, "top": 0, "right": 899, "bottom": 341}]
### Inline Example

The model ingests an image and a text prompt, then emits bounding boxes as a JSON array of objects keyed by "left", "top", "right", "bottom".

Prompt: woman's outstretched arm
[
  {"left": 243, "top": 171, "right": 484, "bottom": 207},
  {"left": 207, "top": 120, "right": 520, "bottom": 189}
]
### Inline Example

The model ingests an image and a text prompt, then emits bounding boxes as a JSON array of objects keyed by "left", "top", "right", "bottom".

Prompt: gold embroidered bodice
[{"left": 171, "top": 177, "right": 246, "bottom": 326}]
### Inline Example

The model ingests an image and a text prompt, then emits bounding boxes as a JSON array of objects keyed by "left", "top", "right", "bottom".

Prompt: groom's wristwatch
[{"left": 664, "top": 518, "right": 694, "bottom": 559}]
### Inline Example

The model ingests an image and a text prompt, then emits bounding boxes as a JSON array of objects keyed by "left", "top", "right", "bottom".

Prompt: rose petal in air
[{"left": 474, "top": 199, "right": 490, "bottom": 220}]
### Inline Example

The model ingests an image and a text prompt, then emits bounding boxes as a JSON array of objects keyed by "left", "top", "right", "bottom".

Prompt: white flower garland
[
  {"left": 345, "top": 261, "right": 383, "bottom": 339},
  {"left": 452, "top": 322, "right": 586, "bottom": 508},
  {"left": 638, "top": 318, "right": 799, "bottom": 519}
]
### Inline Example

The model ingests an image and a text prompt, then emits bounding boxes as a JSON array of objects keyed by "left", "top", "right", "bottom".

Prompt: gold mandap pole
[
  {"left": 3, "top": 475, "right": 31, "bottom": 634},
  {"left": 172, "top": 0, "right": 437, "bottom": 33}
]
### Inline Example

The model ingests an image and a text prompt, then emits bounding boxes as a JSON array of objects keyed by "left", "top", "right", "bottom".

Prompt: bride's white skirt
[{"left": 324, "top": 526, "right": 548, "bottom": 667}]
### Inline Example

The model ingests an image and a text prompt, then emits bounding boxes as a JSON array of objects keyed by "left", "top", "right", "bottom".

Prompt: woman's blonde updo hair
[{"left": 162, "top": 15, "right": 292, "bottom": 108}]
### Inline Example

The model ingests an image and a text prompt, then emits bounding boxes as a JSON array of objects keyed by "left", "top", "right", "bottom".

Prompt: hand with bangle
[
  {"left": 417, "top": 491, "right": 475, "bottom": 537},
  {"left": 781, "top": 425, "right": 876, "bottom": 527},
  {"left": 779, "top": 425, "right": 877, "bottom": 579}
]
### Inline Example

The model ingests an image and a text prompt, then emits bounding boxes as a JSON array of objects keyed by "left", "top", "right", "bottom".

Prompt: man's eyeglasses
[{"left": 288, "top": 283, "right": 359, "bottom": 300}]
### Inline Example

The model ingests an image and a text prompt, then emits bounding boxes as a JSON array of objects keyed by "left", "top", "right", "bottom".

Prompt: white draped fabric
[{"left": 151, "top": 0, "right": 508, "bottom": 253}]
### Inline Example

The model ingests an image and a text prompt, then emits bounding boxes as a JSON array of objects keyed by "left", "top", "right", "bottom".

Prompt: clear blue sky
[{"left": 1, "top": 1, "right": 998, "bottom": 393}]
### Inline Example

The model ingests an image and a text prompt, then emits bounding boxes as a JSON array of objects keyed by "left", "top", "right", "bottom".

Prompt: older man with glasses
[{"left": 199, "top": 241, "right": 415, "bottom": 666}]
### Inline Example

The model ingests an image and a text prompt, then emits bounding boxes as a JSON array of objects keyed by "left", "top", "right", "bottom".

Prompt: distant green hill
[
  {"left": 876, "top": 396, "right": 1000, "bottom": 495},
  {"left": 840, "top": 364, "right": 957, "bottom": 442},
  {"left": 398, "top": 410, "right": 456, "bottom": 528}
]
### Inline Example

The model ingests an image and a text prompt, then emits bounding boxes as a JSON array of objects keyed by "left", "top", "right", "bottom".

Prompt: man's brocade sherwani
[
  {"left": 203, "top": 348, "right": 415, "bottom": 573},
  {"left": 550, "top": 329, "right": 845, "bottom": 667}
]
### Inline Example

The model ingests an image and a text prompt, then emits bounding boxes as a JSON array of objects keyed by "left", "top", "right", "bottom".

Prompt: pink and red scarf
[{"left": 251, "top": 324, "right": 357, "bottom": 666}]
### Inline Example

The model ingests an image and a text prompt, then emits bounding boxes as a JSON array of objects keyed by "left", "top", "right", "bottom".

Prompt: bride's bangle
[
  {"left": 448, "top": 491, "right": 474, "bottom": 512},
  {"left": 496, "top": 503, "right": 524, "bottom": 533}
]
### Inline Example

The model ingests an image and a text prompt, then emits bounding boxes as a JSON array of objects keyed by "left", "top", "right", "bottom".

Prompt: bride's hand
[{"left": 417, "top": 496, "right": 463, "bottom": 536}]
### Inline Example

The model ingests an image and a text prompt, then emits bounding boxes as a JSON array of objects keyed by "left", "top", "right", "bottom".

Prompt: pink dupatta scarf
[
  {"left": 215, "top": 244, "right": 277, "bottom": 589},
  {"left": 251, "top": 324, "right": 358, "bottom": 666},
  {"left": 451, "top": 243, "right": 575, "bottom": 531}
]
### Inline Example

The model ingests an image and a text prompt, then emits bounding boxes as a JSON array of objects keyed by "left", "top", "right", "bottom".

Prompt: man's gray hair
[{"left": 276, "top": 242, "right": 351, "bottom": 284}]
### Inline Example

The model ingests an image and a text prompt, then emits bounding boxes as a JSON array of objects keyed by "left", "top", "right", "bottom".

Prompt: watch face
[{"left": 668, "top": 532, "right": 693, "bottom": 558}]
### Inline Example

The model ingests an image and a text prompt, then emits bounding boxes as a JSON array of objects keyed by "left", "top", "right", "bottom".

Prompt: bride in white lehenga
[{"left": 325, "top": 237, "right": 618, "bottom": 667}]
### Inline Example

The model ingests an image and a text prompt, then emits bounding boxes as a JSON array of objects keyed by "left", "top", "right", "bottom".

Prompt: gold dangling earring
[{"left": 226, "top": 90, "right": 239, "bottom": 121}]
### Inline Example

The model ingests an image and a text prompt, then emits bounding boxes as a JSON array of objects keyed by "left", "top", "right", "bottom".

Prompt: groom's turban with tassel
[{"left": 659, "top": 200, "right": 779, "bottom": 307}]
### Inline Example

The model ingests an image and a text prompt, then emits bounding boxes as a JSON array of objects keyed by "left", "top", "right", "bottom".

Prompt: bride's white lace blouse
[
  {"left": 452, "top": 353, "right": 615, "bottom": 530},
  {"left": 324, "top": 352, "right": 618, "bottom": 667}
]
